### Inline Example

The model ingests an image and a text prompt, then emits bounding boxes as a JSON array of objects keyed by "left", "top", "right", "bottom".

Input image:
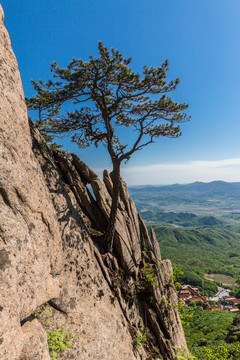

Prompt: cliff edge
[{"left": 0, "top": 6, "right": 187, "bottom": 360}]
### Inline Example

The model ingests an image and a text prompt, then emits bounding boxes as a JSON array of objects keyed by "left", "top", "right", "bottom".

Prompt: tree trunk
[{"left": 105, "top": 159, "right": 121, "bottom": 252}]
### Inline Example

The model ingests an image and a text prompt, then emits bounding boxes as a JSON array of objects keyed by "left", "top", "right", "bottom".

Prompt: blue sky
[{"left": 2, "top": 0, "right": 240, "bottom": 184}]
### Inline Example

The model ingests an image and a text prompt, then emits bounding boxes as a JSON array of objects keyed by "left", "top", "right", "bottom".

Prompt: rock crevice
[{"left": 30, "top": 123, "right": 187, "bottom": 359}]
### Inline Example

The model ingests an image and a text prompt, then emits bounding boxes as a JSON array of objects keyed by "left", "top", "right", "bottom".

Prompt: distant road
[{"left": 209, "top": 286, "right": 230, "bottom": 302}]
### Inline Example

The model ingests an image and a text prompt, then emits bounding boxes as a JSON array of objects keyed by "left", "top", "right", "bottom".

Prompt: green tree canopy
[{"left": 26, "top": 42, "right": 189, "bottom": 251}]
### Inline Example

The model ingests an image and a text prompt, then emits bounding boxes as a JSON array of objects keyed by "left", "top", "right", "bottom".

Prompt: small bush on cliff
[
  {"left": 26, "top": 42, "right": 189, "bottom": 252},
  {"left": 136, "top": 264, "right": 158, "bottom": 292},
  {"left": 171, "top": 265, "right": 184, "bottom": 289},
  {"left": 133, "top": 329, "right": 147, "bottom": 348},
  {"left": 46, "top": 327, "right": 74, "bottom": 360},
  {"left": 33, "top": 304, "right": 74, "bottom": 360}
]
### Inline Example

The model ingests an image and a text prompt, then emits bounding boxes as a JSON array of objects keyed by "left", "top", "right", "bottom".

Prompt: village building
[
  {"left": 229, "top": 307, "right": 240, "bottom": 313},
  {"left": 178, "top": 285, "right": 240, "bottom": 312},
  {"left": 211, "top": 306, "right": 222, "bottom": 310}
]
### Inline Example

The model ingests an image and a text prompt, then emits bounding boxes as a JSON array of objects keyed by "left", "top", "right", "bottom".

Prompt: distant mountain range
[
  {"left": 129, "top": 180, "right": 240, "bottom": 197},
  {"left": 128, "top": 181, "right": 240, "bottom": 215}
]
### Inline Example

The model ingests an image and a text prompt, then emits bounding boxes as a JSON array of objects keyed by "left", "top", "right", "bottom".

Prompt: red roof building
[
  {"left": 211, "top": 306, "right": 222, "bottom": 310},
  {"left": 187, "top": 297, "right": 203, "bottom": 304},
  {"left": 232, "top": 299, "right": 240, "bottom": 305},
  {"left": 229, "top": 307, "right": 240, "bottom": 312},
  {"left": 223, "top": 296, "right": 236, "bottom": 301}
]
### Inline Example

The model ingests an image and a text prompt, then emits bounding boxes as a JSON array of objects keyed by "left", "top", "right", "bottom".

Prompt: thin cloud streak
[{"left": 94, "top": 158, "right": 240, "bottom": 185}]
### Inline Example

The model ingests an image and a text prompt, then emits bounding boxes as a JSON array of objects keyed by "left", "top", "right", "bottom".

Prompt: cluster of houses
[
  {"left": 221, "top": 296, "right": 240, "bottom": 312},
  {"left": 178, "top": 285, "right": 240, "bottom": 312}
]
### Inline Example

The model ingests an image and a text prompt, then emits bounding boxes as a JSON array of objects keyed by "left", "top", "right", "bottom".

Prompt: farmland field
[{"left": 204, "top": 273, "right": 236, "bottom": 286}]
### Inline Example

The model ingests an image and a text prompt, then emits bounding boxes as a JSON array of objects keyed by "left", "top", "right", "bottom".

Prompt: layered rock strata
[{"left": 0, "top": 6, "right": 187, "bottom": 359}]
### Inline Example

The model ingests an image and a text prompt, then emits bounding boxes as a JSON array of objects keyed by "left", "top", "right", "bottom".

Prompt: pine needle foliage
[{"left": 26, "top": 42, "right": 189, "bottom": 251}]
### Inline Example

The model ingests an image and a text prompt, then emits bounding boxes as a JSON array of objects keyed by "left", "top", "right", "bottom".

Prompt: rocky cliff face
[{"left": 0, "top": 6, "right": 187, "bottom": 360}]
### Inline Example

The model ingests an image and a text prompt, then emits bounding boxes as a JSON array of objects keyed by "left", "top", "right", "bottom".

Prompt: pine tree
[{"left": 26, "top": 42, "right": 190, "bottom": 252}]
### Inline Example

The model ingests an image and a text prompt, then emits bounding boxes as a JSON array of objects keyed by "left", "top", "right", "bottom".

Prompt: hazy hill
[
  {"left": 142, "top": 210, "right": 225, "bottom": 227},
  {"left": 130, "top": 180, "right": 240, "bottom": 196},
  {"left": 129, "top": 181, "right": 240, "bottom": 216}
]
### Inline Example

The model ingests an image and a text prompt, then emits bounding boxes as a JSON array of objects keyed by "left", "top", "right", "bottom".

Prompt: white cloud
[{"left": 94, "top": 158, "right": 240, "bottom": 185}]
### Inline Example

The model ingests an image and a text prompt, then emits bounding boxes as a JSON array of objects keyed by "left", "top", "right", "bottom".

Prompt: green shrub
[
  {"left": 32, "top": 305, "right": 74, "bottom": 360},
  {"left": 46, "top": 326, "right": 74, "bottom": 360},
  {"left": 136, "top": 264, "right": 158, "bottom": 292},
  {"left": 133, "top": 329, "right": 147, "bottom": 348},
  {"left": 171, "top": 265, "right": 184, "bottom": 289}
]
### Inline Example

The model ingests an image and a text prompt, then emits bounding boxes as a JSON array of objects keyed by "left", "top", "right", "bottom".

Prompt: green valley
[
  {"left": 182, "top": 304, "right": 240, "bottom": 359},
  {"left": 129, "top": 181, "right": 240, "bottom": 358},
  {"left": 150, "top": 225, "right": 240, "bottom": 296},
  {"left": 129, "top": 181, "right": 240, "bottom": 296}
]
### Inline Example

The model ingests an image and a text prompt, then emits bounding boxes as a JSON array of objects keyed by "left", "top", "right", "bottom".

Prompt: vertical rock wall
[
  {"left": 0, "top": 5, "right": 62, "bottom": 359},
  {"left": 30, "top": 123, "right": 141, "bottom": 360},
  {"left": 0, "top": 6, "right": 188, "bottom": 360}
]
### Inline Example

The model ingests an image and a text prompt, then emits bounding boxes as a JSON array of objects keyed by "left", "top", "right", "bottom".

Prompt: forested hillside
[
  {"left": 182, "top": 304, "right": 240, "bottom": 359},
  {"left": 150, "top": 225, "right": 240, "bottom": 295},
  {"left": 129, "top": 181, "right": 240, "bottom": 296},
  {"left": 142, "top": 210, "right": 224, "bottom": 227}
]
